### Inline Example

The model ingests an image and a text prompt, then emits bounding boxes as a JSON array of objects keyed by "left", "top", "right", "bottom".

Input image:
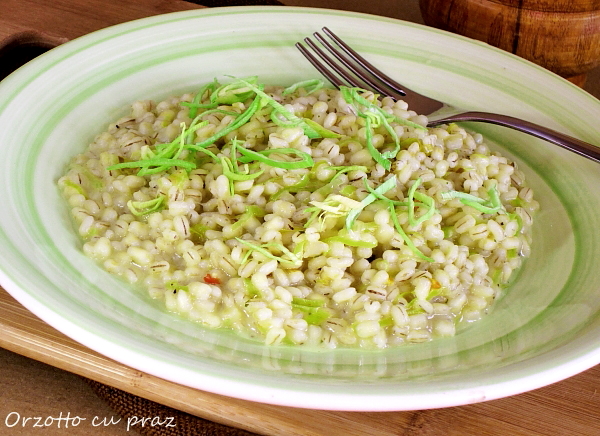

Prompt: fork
[{"left": 296, "top": 27, "right": 600, "bottom": 164}]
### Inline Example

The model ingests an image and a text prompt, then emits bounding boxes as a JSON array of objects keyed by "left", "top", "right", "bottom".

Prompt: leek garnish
[
  {"left": 362, "top": 177, "right": 405, "bottom": 206},
  {"left": 108, "top": 157, "right": 195, "bottom": 176},
  {"left": 306, "top": 194, "right": 362, "bottom": 231},
  {"left": 230, "top": 206, "right": 266, "bottom": 233},
  {"left": 71, "top": 164, "right": 104, "bottom": 190},
  {"left": 347, "top": 176, "right": 433, "bottom": 261},
  {"left": 322, "top": 235, "right": 377, "bottom": 248},
  {"left": 282, "top": 79, "right": 325, "bottom": 96},
  {"left": 379, "top": 316, "right": 394, "bottom": 327},
  {"left": 291, "top": 297, "right": 330, "bottom": 325},
  {"left": 127, "top": 196, "right": 165, "bottom": 216},
  {"left": 346, "top": 177, "right": 397, "bottom": 230},
  {"left": 388, "top": 202, "right": 434, "bottom": 263},
  {"left": 243, "top": 278, "right": 262, "bottom": 298},
  {"left": 187, "top": 93, "right": 265, "bottom": 151},
  {"left": 190, "top": 223, "right": 209, "bottom": 243},
  {"left": 508, "top": 212, "right": 524, "bottom": 233},
  {"left": 237, "top": 147, "right": 314, "bottom": 170},
  {"left": 182, "top": 77, "right": 260, "bottom": 116},
  {"left": 232, "top": 77, "right": 338, "bottom": 139},
  {"left": 362, "top": 112, "right": 391, "bottom": 170},
  {"left": 442, "top": 183, "right": 503, "bottom": 214},
  {"left": 236, "top": 238, "right": 302, "bottom": 267},
  {"left": 340, "top": 86, "right": 426, "bottom": 170},
  {"left": 291, "top": 297, "right": 325, "bottom": 307},
  {"left": 270, "top": 164, "right": 366, "bottom": 201},
  {"left": 166, "top": 281, "right": 189, "bottom": 292},
  {"left": 182, "top": 79, "right": 219, "bottom": 117},
  {"left": 108, "top": 120, "right": 205, "bottom": 176},
  {"left": 63, "top": 179, "right": 85, "bottom": 196},
  {"left": 407, "top": 178, "right": 437, "bottom": 227}
]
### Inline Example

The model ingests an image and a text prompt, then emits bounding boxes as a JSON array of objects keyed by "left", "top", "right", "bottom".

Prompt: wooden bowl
[{"left": 419, "top": 0, "right": 600, "bottom": 86}]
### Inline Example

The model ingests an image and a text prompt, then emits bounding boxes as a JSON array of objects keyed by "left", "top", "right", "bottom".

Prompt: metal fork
[{"left": 296, "top": 27, "right": 600, "bottom": 164}]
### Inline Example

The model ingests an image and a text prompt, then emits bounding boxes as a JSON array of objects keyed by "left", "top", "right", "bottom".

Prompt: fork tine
[
  {"left": 311, "top": 31, "right": 404, "bottom": 100},
  {"left": 296, "top": 39, "right": 363, "bottom": 89},
  {"left": 297, "top": 28, "right": 407, "bottom": 101},
  {"left": 295, "top": 42, "right": 346, "bottom": 89},
  {"left": 320, "top": 27, "right": 409, "bottom": 98}
]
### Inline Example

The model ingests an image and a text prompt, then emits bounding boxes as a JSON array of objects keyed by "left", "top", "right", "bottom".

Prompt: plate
[{"left": 0, "top": 6, "right": 599, "bottom": 411}]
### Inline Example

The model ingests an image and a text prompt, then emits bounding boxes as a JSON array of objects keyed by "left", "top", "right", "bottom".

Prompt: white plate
[{"left": 0, "top": 7, "right": 600, "bottom": 411}]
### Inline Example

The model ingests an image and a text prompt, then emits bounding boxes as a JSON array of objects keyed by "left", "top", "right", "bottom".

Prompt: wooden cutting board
[{"left": 1, "top": 1, "right": 600, "bottom": 434}]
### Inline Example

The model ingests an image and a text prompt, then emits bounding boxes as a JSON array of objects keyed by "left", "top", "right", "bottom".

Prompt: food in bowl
[{"left": 58, "top": 77, "right": 538, "bottom": 349}]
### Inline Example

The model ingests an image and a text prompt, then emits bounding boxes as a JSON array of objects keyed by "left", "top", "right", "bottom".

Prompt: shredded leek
[
  {"left": 127, "top": 196, "right": 165, "bottom": 216},
  {"left": 232, "top": 77, "right": 339, "bottom": 139},
  {"left": 291, "top": 297, "right": 330, "bottom": 325},
  {"left": 282, "top": 79, "right": 325, "bottom": 96},
  {"left": 236, "top": 238, "right": 302, "bottom": 267},
  {"left": 236, "top": 147, "right": 314, "bottom": 170},
  {"left": 346, "top": 176, "right": 397, "bottom": 230},
  {"left": 407, "top": 178, "right": 437, "bottom": 227},
  {"left": 388, "top": 202, "right": 434, "bottom": 263},
  {"left": 442, "top": 183, "right": 503, "bottom": 214},
  {"left": 230, "top": 206, "right": 266, "bottom": 233}
]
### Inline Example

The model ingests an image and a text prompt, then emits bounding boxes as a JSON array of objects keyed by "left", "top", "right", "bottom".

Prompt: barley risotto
[{"left": 58, "top": 77, "right": 538, "bottom": 349}]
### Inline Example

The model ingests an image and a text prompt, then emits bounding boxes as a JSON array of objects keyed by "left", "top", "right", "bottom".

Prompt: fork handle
[{"left": 431, "top": 111, "right": 600, "bottom": 164}]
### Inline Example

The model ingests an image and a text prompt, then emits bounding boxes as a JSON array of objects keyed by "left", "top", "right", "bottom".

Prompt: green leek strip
[
  {"left": 270, "top": 173, "right": 311, "bottom": 201},
  {"left": 126, "top": 196, "right": 165, "bottom": 216},
  {"left": 301, "top": 118, "right": 341, "bottom": 139},
  {"left": 187, "top": 92, "right": 265, "bottom": 151},
  {"left": 63, "top": 179, "right": 85, "bottom": 195},
  {"left": 230, "top": 206, "right": 266, "bottom": 233},
  {"left": 406, "top": 179, "right": 419, "bottom": 226},
  {"left": 322, "top": 235, "right": 377, "bottom": 248},
  {"left": 340, "top": 86, "right": 427, "bottom": 131},
  {"left": 107, "top": 120, "right": 209, "bottom": 176},
  {"left": 362, "top": 177, "right": 406, "bottom": 206},
  {"left": 182, "top": 79, "right": 219, "bottom": 117},
  {"left": 221, "top": 157, "right": 264, "bottom": 181},
  {"left": 379, "top": 112, "right": 402, "bottom": 159},
  {"left": 282, "top": 79, "right": 325, "bottom": 96},
  {"left": 329, "top": 165, "right": 368, "bottom": 181},
  {"left": 212, "top": 77, "right": 259, "bottom": 104},
  {"left": 413, "top": 191, "right": 437, "bottom": 223},
  {"left": 388, "top": 202, "right": 434, "bottom": 263},
  {"left": 71, "top": 164, "right": 104, "bottom": 190},
  {"left": 292, "top": 306, "right": 331, "bottom": 325},
  {"left": 236, "top": 147, "right": 314, "bottom": 170},
  {"left": 232, "top": 77, "right": 338, "bottom": 139},
  {"left": 379, "top": 316, "right": 394, "bottom": 327},
  {"left": 190, "top": 223, "right": 209, "bottom": 242},
  {"left": 166, "top": 281, "right": 189, "bottom": 292},
  {"left": 108, "top": 158, "right": 195, "bottom": 175},
  {"left": 346, "top": 176, "right": 397, "bottom": 230},
  {"left": 362, "top": 112, "right": 391, "bottom": 170},
  {"left": 291, "top": 297, "right": 325, "bottom": 307},
  {"left": 243, "top": 278, "right": 262, "bottom": 298},
  {"left": 441, "top": 184, "right": 502, "bottom": 214},
  {"left": 508, "top": 212, "right": 524, "bottom": 233},
  {"left": 291, "top": 297, "right": 330, "bottom": 325},
  {"left": 235, "top": 238, "right": 301, "bottom": 267}
]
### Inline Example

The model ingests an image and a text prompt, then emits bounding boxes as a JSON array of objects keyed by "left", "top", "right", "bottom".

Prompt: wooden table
[{"left": 1, "top": 1, "right": 600, "bottom": 435}]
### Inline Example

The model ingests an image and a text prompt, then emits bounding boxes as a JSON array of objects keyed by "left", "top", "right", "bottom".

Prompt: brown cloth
[{"left": 84, "top": 378, "right": 259, "bottom": 436}]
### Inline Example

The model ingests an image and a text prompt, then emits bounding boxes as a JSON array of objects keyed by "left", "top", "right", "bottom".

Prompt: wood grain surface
[
  {"left": 1, "top": 0, "right": 600, "bottom": 435},
  {"left": 419, "top": 0, "right": 600, "bottom": 85}
]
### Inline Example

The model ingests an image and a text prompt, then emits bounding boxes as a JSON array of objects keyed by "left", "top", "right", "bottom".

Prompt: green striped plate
[{"left": 0, "top": 7, "right": 599, "bottom": 410}]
